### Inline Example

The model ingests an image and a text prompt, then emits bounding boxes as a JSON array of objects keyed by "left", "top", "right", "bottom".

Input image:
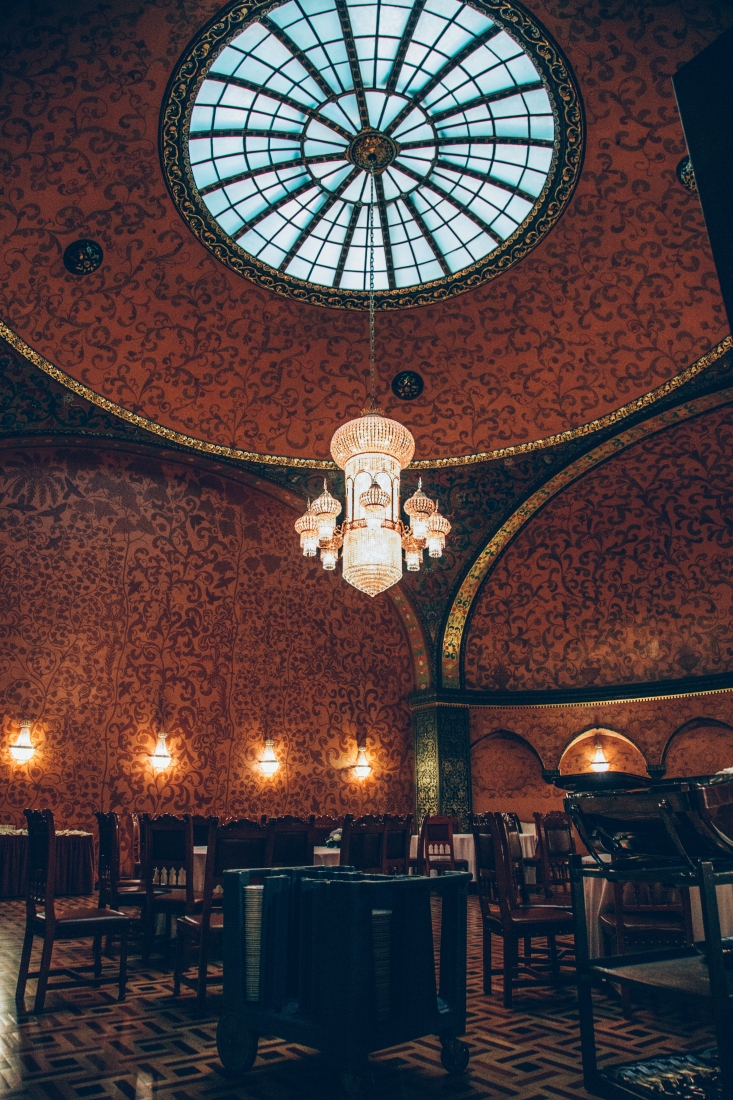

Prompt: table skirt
[{"left": 0, "top": 833, "right": 94, "bottom": 898}]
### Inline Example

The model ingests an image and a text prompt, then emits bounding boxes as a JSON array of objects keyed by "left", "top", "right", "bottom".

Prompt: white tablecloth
[
  {"left": 313, "top": 846, "right": 340, "bottom": 866},
  {"left": 409, "top": 833, "right": 476, "bottom": 880}
]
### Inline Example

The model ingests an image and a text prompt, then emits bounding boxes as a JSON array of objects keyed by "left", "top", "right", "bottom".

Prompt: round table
[{"left": 0, "top": 830, "right": 94, "bottom": 898}]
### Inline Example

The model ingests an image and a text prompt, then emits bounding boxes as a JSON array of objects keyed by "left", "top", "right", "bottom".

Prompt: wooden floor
[{"left": 0, "top": 896, "right": 714, "bottom": 1099}]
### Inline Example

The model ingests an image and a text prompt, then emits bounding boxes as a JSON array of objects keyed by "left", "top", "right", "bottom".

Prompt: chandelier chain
[{"left": 368, "top": 169, "right": 376, "bottom": 409}]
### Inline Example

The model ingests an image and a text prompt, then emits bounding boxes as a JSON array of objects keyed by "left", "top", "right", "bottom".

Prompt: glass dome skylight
[{"left": 164, "top": 0, "right": 581, "bottom": 308}]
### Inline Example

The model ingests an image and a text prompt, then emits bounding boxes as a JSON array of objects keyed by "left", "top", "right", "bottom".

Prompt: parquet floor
[{"left": 0, "top": 897, "right": 714, "bottom": 1100}]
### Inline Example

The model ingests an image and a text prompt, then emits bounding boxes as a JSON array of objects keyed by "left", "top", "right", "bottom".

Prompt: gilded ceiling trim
[
  {"left": 413, "top": 685, "right": 733, "bottom": 711},
  {"left": 389, "top": 586, "right": 431, "bottom": 692},
  {"left": 160, "top": 0, "right": 583, "bottom": 311},
  {"left": 441, "top": 381, "right": 733, "bottom": 689},
  {"left": 2, "top": 321, "right": 730, "bottom": 471}
]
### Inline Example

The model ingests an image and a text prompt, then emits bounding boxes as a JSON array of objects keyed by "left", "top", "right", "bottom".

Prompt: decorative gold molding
[
  {"left": 457, "top": 685, "right": 733, "bottom": 709},
  {"left": 160, "top": 0, "right": 583, "bottom": 311},
  {"left": 441, "top": 381, "right": 733, "bottom": 688},
  {"left": 2, "top": 321, "right": 730, "bottom": 471},
  {"left": 389, "top": 586, "right": 431, "bottom": 692}
]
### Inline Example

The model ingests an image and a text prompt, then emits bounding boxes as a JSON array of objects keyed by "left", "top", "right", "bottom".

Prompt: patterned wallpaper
[
  {"left": 465, "top": 403, "right": 733, "bottom": 691},
  {"left": 0, "top": 448, "right": 414, "bottom": 828},
  {"left": 0, "top": 0, "right": 730, "bottom": 462},
  {"left": 471, "top": 731, "right": 565, "bottom": 824}
]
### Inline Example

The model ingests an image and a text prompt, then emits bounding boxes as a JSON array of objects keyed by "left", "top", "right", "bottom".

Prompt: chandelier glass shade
[{"left": 10, "top": 720, "right": 34, "bottom": 763}]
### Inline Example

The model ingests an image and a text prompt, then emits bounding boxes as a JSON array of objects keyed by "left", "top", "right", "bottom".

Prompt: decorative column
[{"left": 412, "top": 701, "right": 472, "bottom": 830}]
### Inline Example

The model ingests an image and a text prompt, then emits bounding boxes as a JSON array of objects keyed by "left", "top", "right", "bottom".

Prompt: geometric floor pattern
[{"left": 0, "top": 897, "right": 715, "bottom": 1100}]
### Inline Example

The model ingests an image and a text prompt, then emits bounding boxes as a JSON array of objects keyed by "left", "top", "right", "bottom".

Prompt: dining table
[{"left": 0, "top": 827, "right": 95, "bottom": 898}]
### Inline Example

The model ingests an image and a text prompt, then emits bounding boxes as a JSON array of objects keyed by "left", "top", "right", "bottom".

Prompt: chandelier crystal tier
[{"left": 294, "top": 169, "right": 450, "bottom": 597}]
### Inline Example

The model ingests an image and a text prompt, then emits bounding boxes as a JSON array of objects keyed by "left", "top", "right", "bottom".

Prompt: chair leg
[
  {"left": 93, "top": 933, "right": 102, "bottom": 979},
  {"left": 523, "top": 936, "right": 531, "bottom": 959},
  {"left": 549, "top": 935, "right": 559, "bottom": 981},
  {"left": 118, "top": 927, "right": 128, "bottom": 1002},
  {"left": 34, "top": 932, "right": 55, "bottom": 1013},
  {"left": 621, "top": 981, "right": 632, "bottom": 1018},
  {"left": 143, "top": 905, "right": 154, "bottom": 966},
  {"left": 196, "top": 930, "right": 209, "bottom": 1009},
  {"left": 482, "top": 926, "right": 492, "bottom": 995},
  {"left": 15, "top": 926, "right": 34, "bottom": 1003},
  {"left": 503, "top": 937, "right": 516, "bottom": 1009},
  {"left": 174, "top": 925, "right": 185, "bottom": 996}
]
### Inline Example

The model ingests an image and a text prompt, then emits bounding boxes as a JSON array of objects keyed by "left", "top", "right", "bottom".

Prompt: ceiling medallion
[
  {"left": 63, "top": 239, "right": 103, "bottom": 275},
  {"left": 294, "top": 176, "right": 449, "bottom": 596},
  {"left": 392, "top": 370, "right": 424, "bottom": 401},
  {"left": 161, "top": 0, "right": 582, "bottom": 310}
]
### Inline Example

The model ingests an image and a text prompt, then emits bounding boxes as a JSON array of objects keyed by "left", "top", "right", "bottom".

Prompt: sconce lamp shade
[
  {"left": 150, "top": 731, "right": 172, "bottom": 770},
  {"left": 259, "top": 739, "right": 279, "bottom": 777},
  {"left": 10, "top": 720, "right": 34, "bottom": 763},
  {"left": 590, "top": 741, "right": 610, "bottom": 773},
  {"left": 354, "top": 744, "right": 372, "bottom": 780}
]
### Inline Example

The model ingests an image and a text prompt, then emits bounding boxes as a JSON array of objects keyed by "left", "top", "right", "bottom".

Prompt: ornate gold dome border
[
  {"left": 1, "top": 321, "right": 730, "bottom": 470},
  {"left": 159, "top": 0, "right": 584, "bottom": 311},
  {"left": 441, "top": 372, "right": 733, "bottom": 689}
]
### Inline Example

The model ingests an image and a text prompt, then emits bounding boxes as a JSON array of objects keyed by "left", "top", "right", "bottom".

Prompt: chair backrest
[
  {"left": 308, "top": 815, "right": 340, "bottom": 846},
  {"left": 382, "top": 813, "right": 413, "bottom": 874},
  {"left": 487, "top": 813, "right": 522, "bottom": 922},
  {"left": 543, "top": 811, "right": 576, "bottom": 856},
  {"left": 419, "top": 815, "right": 460, "bottom": 874},
  {"left": 24, "top": 809, "right": 56, "bottom": 919},
  {"left": 192, "top": 815, "right": 212, "bottom": 847},
  {"left": 267, "top": 815, "right": 315, "bottom": 867},
  {"left": 212, "top": 819, "right": 271, "bottom": 881},
  {"left": 142, "top": 813, "right": 196, "bottom": 910},
  {"left": 471, "top": 813, "right": 499, "bottom": 915},
  {"left": 534, "top": 810, "right": 575, "bottom": 897},
  {"left": 96, "top": 810, "right": 122, "bottom": 907},
  {"left": 339, "top": 814, "right": 386, "bottom": 872}
]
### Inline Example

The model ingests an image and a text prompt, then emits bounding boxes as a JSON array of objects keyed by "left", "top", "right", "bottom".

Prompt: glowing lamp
[
  {"left": 259, "top": 739, "right": 279, "bottom": 777},
  {"left": 590, "top": 741, "right": 610, "bottom": 773},
  {"left": 354, "top": 744, "right": 372, "bottom": 780},
  {"left": 150, "top": 731, "right": 172, "bottom": 770},
  {"left": 10, "top": 720, "right": 34, "bottom": 763}
]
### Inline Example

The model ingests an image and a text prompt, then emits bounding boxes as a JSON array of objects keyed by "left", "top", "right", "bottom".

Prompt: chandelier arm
[{"left": 368, "top": 167, "right": 376, "bottom": 409}]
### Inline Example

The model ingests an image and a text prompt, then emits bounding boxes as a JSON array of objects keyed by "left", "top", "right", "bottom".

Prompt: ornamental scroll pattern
[
  {"left": 0, "top": 448, "right": 414, "bottom": 829},
  {"left": 413, "top": 708, "right": 440, "bottom": 826},
  {"left": 0, "top": 0, "right": 729, "bottom": 463}
]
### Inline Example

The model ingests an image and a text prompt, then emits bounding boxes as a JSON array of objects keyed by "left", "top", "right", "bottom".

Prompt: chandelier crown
[
  {"left": 404, "top": 478, "right": 436, "bottom": 521},
  {"left": 359, "top": 479, "right": 390, "bottom": 513},
  {"left": 330, "top": 411, "right": 415, "bottom": 470}
]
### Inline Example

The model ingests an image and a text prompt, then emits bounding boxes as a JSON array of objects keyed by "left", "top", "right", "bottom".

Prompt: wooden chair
[
  {"left": 141, "top": 813, "right": 205, "bottom": 963},
  {"left": 500, "top": 813, "right": 531, "bottom": 905},
  {"left": 410, "top": 816, "right": 470, "bottom": 876},
  {"left": 96, "top": 812, "right": 144, "bottom": 909},
  {"left": 16, "top": 810, "right": 130, "bottom": 1013},
  {"left": 534, "top": 811, "right": 576, "bottom": 901},
  {"left": 479, "top": 813, "right": 574, "bottom": 1007},
  {"left": 174, "top": 817, "right": 268, "bottom": 1005},
  {"left": 308, "top": 815, "right": 340, "bottom": 847},
  {"left": 382, "top": 813, "right": 413, "bottom": 874},
  {"left": 600, "top": 877, "right": 694, "bottom": 1016},
  {"left": 267, "top": 815, "right": 315, "bottom": 867},
  {"left": 339, "top": 815, "right": 386, "bottom": 872}
]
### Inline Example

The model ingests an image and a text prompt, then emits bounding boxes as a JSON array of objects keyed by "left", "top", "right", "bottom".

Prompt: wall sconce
[
  {"left": 10, "top": 719, "right": 34, "bottom": 763},
  {"left": 353, "top": 744, "right": 372, "bottom": 780},
  {"left": 590, "top": 740, "right": 610, "bottom": 773},
  {"left": 150, "top": 731, "right": 172, "bottom": 770},
  {"left": 259, "top": 739, "right": 279, "bottom": 777}
]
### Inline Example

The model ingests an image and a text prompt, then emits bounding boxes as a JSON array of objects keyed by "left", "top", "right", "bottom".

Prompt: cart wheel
[
  {"left": 216, "top": 1013, "right": 258, "bottom": 1074},
  {"left": 440, "top": 1037, "right": 470, "bottom": 1076}
]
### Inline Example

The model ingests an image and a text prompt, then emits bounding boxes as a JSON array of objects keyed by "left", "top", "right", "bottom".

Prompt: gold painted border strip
[
  {"left": 389, "top": 586, "right": 431, "bottom": 692},
  {"left": 441, "top": 382, "right": 733, "bottom": 688},
  {"left": 413, "top": 685, "right": 733, "bottom": 710},
  {"left": 1, "top": 320, "right": 730, "bottom": 471}
]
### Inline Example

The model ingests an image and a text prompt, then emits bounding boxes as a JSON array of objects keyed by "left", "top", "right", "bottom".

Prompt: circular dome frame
[{"left": 161, "top": 0, "right": 583, "bottom": 311}]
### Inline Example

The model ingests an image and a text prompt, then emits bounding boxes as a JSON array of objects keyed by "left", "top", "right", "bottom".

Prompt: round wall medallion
[
  {"left": 161, "top": 0, "right": 583, "bottom": 310},
  {"left": 677, "top": 155, "right": 697, "bottom": 193},
  {"left": 392, "top": 370, "right": 424, "bottom": 401},
  {"left": 63, "top": 239, "right": 103, "bottom": 275}
]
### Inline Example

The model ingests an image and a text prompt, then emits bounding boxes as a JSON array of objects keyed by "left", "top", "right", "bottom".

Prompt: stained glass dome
[{"left": 163, "top": 0, "right": 581, "bottom": 308}]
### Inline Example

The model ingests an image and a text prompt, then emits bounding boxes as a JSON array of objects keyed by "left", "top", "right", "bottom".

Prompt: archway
[
  {"left": 471, "top": 730, "right": 563, "bottom": 824},
  {"left": 559, "top": 728, "right": 648, "bottom": 778},
  {"left": 663, "top": 718, "right": 733, "bottom": 778}
]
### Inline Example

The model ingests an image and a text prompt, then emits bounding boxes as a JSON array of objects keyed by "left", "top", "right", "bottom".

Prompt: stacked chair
[{"left": 409, "top": 815, "right": 470, "bottom": 876}]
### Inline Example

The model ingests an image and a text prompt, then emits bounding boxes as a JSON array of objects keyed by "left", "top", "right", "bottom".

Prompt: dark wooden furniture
[
  {"left": 141, "top": 813, "right": 204, "bottom": 963},
  {"left": 339, "top": 814, "right": 386, "bottom": 872},
  {"left": 478, "top": 813, "right": 574, "bottom": 1007},
  {"left": 174, "top": 817, "right": 270, "bottom": 1005},
  {"left": 16, "top": 810, "right": 130, "bottom": 1013},
  {"left": 96, "top": 812, "right": 144, "bottom": 908},
  {"left": 410, "top": 816, "right": 470, "bottom": 876},
  {"left": 0, "top": 829, "right": 94, "bottom": 898},
  {"left": 308, "top": 815, "right": 340, "bottom": 846},
  {"left": 382, "top": 813, "right": 413, "bottom": 874},
  {"left": 267, "top": 815, "right": 314, "bottom": 867},
  {"left": 534, "top": 811, "right": 575, "bottom": 900}
]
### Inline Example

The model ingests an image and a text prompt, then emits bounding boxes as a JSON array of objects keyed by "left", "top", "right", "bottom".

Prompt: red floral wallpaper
[
  {"left": 465, "top": 402, "right": 733, "bottom": 690},
  {"left": 471, "top": 731, "right": 565, "bottom": 823},
  {"left": 0, "top": 447, "right": 414, "bottom": 828},
  {"left": 0, "top": 0, "right": 729, "bottom": 462}
]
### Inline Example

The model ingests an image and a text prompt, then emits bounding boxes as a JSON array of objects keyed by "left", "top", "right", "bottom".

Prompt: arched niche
[
  {"left": 663, "top": 717, "right": 733, "bottom": 778},
  {"left": 471, "top": 729, "right": 563, "bottom": 824},
  {"left": 559, "top": 728, "right": 648, "bottom": 778}
]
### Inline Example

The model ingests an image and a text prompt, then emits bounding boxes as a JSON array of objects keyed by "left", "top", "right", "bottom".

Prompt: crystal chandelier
[{"left": 294, "top": 168, "right": 450, "bottom": 598}]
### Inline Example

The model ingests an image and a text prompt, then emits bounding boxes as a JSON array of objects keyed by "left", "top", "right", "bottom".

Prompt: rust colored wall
[
  {"left": 664, "top": 720, "right": 733, "bottom": 777},
  {"left": 471, "top": 730, "right": 565, "bottom": 823},
  {"left": 0, "top": 448, "right": 414, "bottom": 829},
  {"left": 558, "top": 730, "right": 647, "bottom": 776},
  {"left": 0, "top": 0, "right": 729, "bottom": 461},
  {"left": 465, "top": 403, "right": 733, "bottom": 691}
]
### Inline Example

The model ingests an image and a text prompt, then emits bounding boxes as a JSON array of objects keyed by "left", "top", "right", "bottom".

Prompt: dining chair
[
  {"left": 534, "top": 811, "right": 576, "bottom": 901},
  {"left": 141, "top": 813, "right": 207, "bottom": 963},
  {"left": 410, "top": 815, "right": 470, "bottom": 876},
  {"left": 266, "top": 814, "right": 315, "bottom": 867},
  {"left": 480, "top": 813, "right": 574, "bottom": 1007},
  {"left": 16, "top": 809, "right": 130, "bottom": 1013},
  {"left": 382, "top": 813, "right": 413, "bottom": 874},
  {"left": 339, "top": 814, "right": 386, "bottom": 872},
  {"left": 174, "top": 817, "right": 269, "bottom": 1005},
  {"left": 308, "top": 815, "right": 340, "bottom": 847},
  {"left": 600, "top": 875, "right": 694, "bottom": 1016}
]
